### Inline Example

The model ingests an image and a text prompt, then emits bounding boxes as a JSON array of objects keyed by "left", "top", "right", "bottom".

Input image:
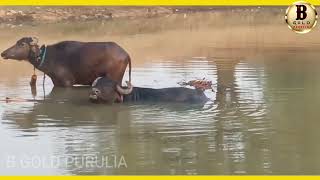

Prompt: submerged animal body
[
  {"left": 121, "top": 87, "right": 209, "bottom": 103},
  {"left": 89, "top": 77, "right": 209, "bottom": 104},
  {"left": 1, "top": 37, "right": 131, "bottom": 87}
]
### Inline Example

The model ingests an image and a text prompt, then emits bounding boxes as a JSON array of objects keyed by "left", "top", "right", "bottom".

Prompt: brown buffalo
[{"left": 1, "top": 37, "right": 131, "bottom": 87}]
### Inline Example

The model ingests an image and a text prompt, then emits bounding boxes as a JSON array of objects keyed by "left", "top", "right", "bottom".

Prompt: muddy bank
[{"left": 0, "top": 6, "right": 285, "bottom": 27}]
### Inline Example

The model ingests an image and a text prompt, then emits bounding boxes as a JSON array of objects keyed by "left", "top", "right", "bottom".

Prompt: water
[{"left": 1, "top": 8, "right": 320, "bottom": 175}]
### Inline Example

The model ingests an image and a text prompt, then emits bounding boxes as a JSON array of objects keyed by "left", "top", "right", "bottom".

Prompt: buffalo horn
[
  {"left": 30, "top": 37, "right": 39, "bottom": 45},
  {"left": 116, "top": 81, "right": 133, "bottom": 95}
]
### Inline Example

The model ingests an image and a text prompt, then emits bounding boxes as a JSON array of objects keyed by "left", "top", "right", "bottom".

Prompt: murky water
[{"left": 1, "top": 8, "right": 320, "bottom": 175}]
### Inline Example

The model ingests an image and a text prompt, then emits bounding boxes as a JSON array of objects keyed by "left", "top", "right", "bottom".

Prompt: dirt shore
[{"left": 0, "top": 6, "right": 284, "bottom": 27}]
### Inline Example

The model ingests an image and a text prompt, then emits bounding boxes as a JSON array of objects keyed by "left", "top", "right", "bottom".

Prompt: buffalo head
[
  {"left": 89, "top": 76, "right": 133, "bottom": 103},
  {"left": 1, "top": 37, "right": 40, "bottom": 60}
]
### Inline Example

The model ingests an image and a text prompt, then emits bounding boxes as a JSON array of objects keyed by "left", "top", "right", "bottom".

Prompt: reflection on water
[{"left": 1, "top": 9, "right": 320, "bottom": 175}]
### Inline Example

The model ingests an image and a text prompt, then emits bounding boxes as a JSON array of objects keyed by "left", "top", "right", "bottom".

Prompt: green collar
[{"left": 38, "top": 45, "right": 47, "bottom": 68}]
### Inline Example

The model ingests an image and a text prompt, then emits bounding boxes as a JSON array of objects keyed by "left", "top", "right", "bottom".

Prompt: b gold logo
[{"left": 285, "top": 1, "right": 318, "bottom": 34}]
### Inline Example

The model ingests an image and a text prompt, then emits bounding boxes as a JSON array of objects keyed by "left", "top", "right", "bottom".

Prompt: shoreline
[{"left": 0, "top": 6, "right": 285, "bottom": 26}]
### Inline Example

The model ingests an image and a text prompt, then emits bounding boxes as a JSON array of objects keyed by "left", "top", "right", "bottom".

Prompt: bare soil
[{"left": 0, "top": 6, "right": 284, "bottom": 26}]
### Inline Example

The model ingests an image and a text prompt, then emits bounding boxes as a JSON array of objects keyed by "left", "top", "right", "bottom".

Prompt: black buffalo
[
  {"left": 89, "top": 76, "right": 209, "bottom": 104},
  {"left": 1, "top": 37, "right": 131, "bottom": 87}
]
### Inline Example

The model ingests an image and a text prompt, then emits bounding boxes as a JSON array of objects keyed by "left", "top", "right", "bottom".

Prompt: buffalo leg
[{"left": 53, "top": 67, "right": 75, "bottom": 87}]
